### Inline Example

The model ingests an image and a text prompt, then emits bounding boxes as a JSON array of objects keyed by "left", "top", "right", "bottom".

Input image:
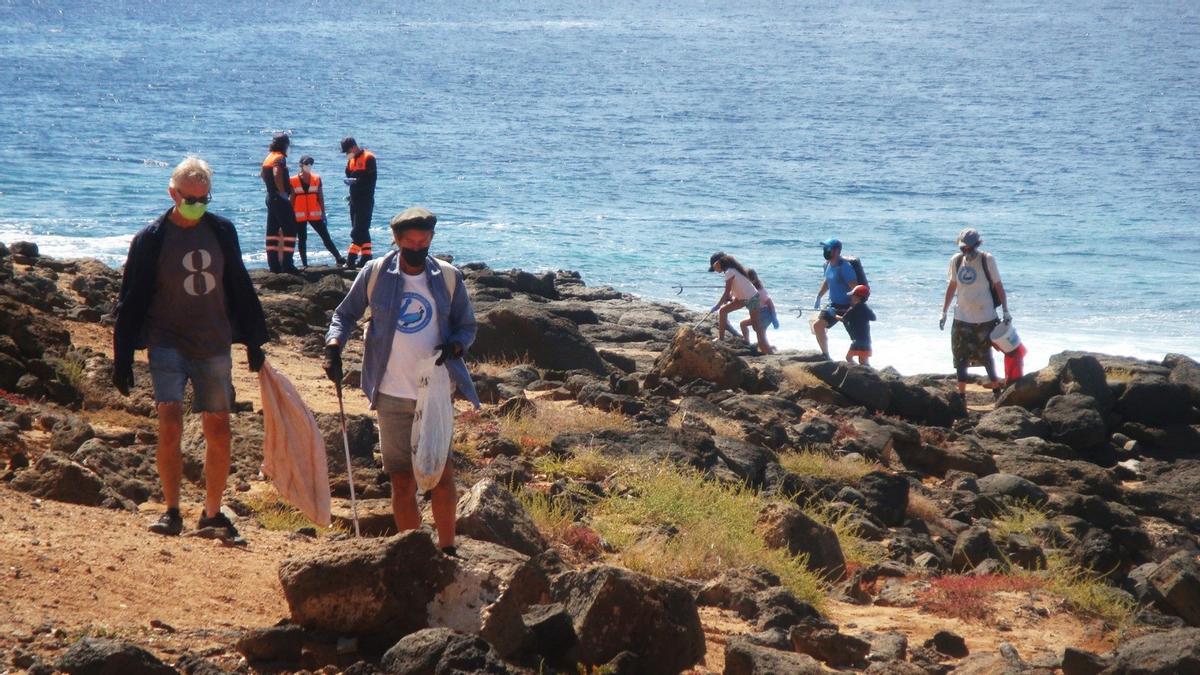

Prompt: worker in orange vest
[
  {"left": 341, "top": 136, "right": 377, "bottom": 268},
  {"left": 290, "top": 156, "right": 346, "bottom": 268},
  {"left": 262, "top": 133, "right": 298, "bottom": 273}
]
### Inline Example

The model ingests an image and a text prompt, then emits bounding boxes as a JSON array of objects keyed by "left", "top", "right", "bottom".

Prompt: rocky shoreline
[{"left": 1, "top": 238, "right": 1199, "bottom": 674}]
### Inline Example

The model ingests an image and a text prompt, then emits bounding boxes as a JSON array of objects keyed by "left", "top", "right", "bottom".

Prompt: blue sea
[{"left": 1, "top": 1, "right": 1197, "bottom": 375}]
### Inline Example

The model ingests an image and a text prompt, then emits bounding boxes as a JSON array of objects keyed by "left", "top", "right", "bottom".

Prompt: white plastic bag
[
  {"left": 411, "top": 355, "right": 454, "bottom": 492},
  {"left": 258, "top": 361, "right": 331, "bottom": 527}
]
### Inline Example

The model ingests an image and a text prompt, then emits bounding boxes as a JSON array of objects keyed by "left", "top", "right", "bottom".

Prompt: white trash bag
[{"left": 411, "top": 355, "right": 455, "bottom": 492}]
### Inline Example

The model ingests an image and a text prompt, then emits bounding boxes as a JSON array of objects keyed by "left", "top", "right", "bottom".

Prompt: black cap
[
  {"left": 299, "top": 155, "right": 314, "bottom": 166},
  {"left": 389, "top": 207, "right": 437, "bottom": 233},
  {"left": 709, "top": 251, "right": 725, "bottom": 272},
  {"left": 340, "top": 137, "right": 357, "bottom": 153}
]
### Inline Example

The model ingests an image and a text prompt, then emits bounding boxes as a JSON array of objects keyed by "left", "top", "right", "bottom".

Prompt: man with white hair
[{"left": 112, "top": 157, "right": 269, "bottom": 542}]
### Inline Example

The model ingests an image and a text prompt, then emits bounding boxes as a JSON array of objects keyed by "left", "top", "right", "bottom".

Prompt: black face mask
[
  {"left": 823, "top": 248, "right": 837, "bottom": 261},
  {"left": 400, "top": 246, "right": 429, "bottom": 267}
]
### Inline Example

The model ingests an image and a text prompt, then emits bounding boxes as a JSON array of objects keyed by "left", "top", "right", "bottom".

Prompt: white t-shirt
[
  {"left": 725, "top": 268, "right": 757, "bottom": 301},
  {"left": 949, "top": 252, "right": 1001, "bottom": 323},
  {"left": 378, "top": 270, "right": 441, "bottom": 399}
]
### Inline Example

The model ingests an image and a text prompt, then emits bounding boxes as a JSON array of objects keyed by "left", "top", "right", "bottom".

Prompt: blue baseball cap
[{"left": 820, "top": 238, "right": 842, "bottom": 251}]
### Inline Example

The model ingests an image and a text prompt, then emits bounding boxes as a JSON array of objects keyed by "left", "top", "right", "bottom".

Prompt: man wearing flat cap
[
  {"left": 940, "top": 228, "right": 1011, "bottom": 395},
  {"left": 323, "top": 207, "right": 480, "bottom": 555}
]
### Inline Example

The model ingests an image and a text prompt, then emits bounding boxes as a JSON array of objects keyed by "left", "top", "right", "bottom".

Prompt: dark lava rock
[
  {"left": 1105, "top": 627, "right": 1200, "bottom": 674},
  {"left": 56, "top": 637, "right": 176, "bottom": 675},
  {"left": 754, "top": 502, "right": 846, "bottom": 580},
  {"left": 1117, "top": 381, "right": 1196, "bottom": 427},
  {"left": 1149, "top": 551, "right": 1200, "bottom": 627},
  {"left": 724, "top": 635, "right": 825, "bottom": 675},
  {"left": 455, "top": 479, "right": 547, "bottom": 557},
  {"left": 474, "top": 304, "right": 607, "bottom": 373},
  {"left": 976, "top": 472, "right": 1048, "bottom": 506},
  {"left": 551, "top": 565, "right": 704, "bottom": 673},
  {"left": 925, "top": 630, "right": 968, "bottom": 658},
  {"left": 235, "top": 624, "right": 306, "bottom": 663},
  {"left": 975, "top": 406, "right": 1049, "bottom": 440},
  {"left": 1061, "top": 646, "right": 1108, "bottom": 675},
  {"left": 951, "top": 526, "right": 1004, "bottom": 572},
  {"left": 857, "top": 472, "right": 909, "bottom": 527},
  {"left": 1042, "top": 394, "right": 1108, "bottom": 450},
  {"left": 10, "top": 452, "right": 129, "bottom": 509},
  {"left": 380, "top": 627, "right": 512, "bottom": 675}
]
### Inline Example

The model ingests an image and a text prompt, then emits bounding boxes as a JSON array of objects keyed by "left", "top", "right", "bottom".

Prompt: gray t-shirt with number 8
[{"left": 146, "top": 219, "right": 232, "bottom": 358}]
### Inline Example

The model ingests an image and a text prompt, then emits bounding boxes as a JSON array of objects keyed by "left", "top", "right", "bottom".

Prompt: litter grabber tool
[
  {"left": 674, "top": 284, "right": 723, "bottom": 295},
  {"left": 335, "top": 377, "right": 361, "bottom": 538}
]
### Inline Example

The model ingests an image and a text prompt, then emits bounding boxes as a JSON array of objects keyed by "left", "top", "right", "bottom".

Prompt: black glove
[
  {"left": 323, "top": 344, "right": 343, "bottom": 384},
  {"left": 247, "top": 345, "right": 266, "bottom": 373},
  {"left": 434, "top": 341, "right": 463, "bottom": 366},
  {"left": 112, "top": 361, "right": 133, "bottom": 396}
]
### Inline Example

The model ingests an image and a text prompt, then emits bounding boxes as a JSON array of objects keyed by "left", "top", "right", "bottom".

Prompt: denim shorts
[{"left": 148, "top": 346, "right": 234, "bottom": 413}]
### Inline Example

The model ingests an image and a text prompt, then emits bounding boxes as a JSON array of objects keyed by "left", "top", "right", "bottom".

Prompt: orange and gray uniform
[
  {"left": 262, "top": 151, "right": 297, "bottom": 272},
  {"left": 345, "top": 149, "right": 376, "bottom": 263},
  {"left": 290, "top": 172, "right": 341, "bottom": 266}
]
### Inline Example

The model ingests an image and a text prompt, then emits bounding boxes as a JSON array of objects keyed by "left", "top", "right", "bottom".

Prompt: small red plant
[
  {"left": 0, "top": 389, "right": 28, "bottom": 406},
  {"left": 918, "top": 574, "right": 1044, "bottom": 623},
  {"left": 562, "top": 523, "right": 604, "bottom": 558}
]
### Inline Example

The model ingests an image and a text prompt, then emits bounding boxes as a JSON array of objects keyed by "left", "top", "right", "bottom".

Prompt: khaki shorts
[{"left": 377, "top": 393, "right": 417, "bottom": 475}]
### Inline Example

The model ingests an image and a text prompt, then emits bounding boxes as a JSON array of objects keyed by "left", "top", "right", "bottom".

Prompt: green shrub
[{"left": 592, "top": 463, "right": 825, "bottom": 609}]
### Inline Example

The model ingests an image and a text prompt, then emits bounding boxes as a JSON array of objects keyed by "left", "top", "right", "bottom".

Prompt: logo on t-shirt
[
  {"left": 396, "top": 293, "right": 433, "bottom": 334},
  {"left": 182, "top": 250, "right": 216, "bottom": 296},
  {"left": 957, "top": 265, "right": 978, "bottom": 285}
]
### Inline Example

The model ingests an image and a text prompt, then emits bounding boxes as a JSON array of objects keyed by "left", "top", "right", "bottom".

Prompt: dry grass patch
[
  {"left": 987, "top": 504, "right": 1136, "bottom": 629},
  {"left": 1041, "top": 552, "right": 1137, "bottom": 628},
  {"left": 992, "top": 501, "right": 1052, "bottom": 538},
  {"left": 667, "top": 410, "right": 745, "bottom": 439},
  {"left": 497, "top": 401, "right": 634, "bottom": 450},
  {"left": 533, "top": 444, "right": 621, "bottom": 482},
  {"left": 593, "top": 463, "right": 825, "bottom": 609},
  {"left": 243, "top": 488, "right": 338, "bottom": 535},
  {"left": 906, "top": 491, "right": 943, "bottom": 522},
  {"left": 804, "top": 501, "right": 887, "bottom": 568},
  {"left": 779, "top": 449, "right": 881, "bottom": 484},
  {"left": 469, "top": 355, "right": 535, "bottom": 378},
  {"left": 781, "top": 364, "right": 826, "bottom": 390}
]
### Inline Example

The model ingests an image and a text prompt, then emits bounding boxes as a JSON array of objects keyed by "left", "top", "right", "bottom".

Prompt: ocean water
[{"left": 1, "top": 1, "right": 1197, "bottom": 375}]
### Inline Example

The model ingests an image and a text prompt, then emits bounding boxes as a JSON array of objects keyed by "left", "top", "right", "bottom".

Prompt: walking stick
[{"left": 335, "top": 379, "right": 361, "bottom": 538}]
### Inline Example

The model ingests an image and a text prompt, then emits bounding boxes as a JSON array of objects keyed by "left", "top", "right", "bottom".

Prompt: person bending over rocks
[
  {"left": 112, "top": 156, "right": 269, "bottom": 543},
  {"left": 709, "top": 252, "right": 772, "bottom": 355},
  {"left": 323, "top": 207, "right": 480, "bottom": 555},
  {"left": 740, "top": 268, "right": 780, "bottom": 346}
]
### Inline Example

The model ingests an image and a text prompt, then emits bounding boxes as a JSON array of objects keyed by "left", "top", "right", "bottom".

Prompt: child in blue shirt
[{"left": 837, "top": 285, "right": 875, "bottom": 366}]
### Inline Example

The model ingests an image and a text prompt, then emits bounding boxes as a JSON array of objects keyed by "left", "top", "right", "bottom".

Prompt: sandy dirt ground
[{"left": 0, "top": 488, "right": 310, "bottom": 671}]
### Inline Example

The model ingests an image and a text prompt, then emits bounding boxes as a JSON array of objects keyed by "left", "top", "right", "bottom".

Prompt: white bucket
[{"left": 990, "top": 321, "right": 1021, "bottom": 353}]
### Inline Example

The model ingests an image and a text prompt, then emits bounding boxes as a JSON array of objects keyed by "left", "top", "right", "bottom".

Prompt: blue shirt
[
  {"left": 824, "top": 259, "right": 858, "bottom": 305},
  {"left": 326, "top": 253, "right": 481, "bottom": 409}
]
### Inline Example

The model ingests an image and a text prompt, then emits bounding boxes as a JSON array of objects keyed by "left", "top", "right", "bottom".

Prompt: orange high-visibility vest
[
  {"left": 289, "top": 173, "right": 322, "bottom": 222},
  {"left": 346, "top": 149, "right": 375, "bottom": 173}
]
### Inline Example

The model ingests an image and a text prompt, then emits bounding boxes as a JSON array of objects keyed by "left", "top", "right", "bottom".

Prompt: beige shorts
[{"left": 377, "top": 393, "right": 417, "bottom": 475}]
